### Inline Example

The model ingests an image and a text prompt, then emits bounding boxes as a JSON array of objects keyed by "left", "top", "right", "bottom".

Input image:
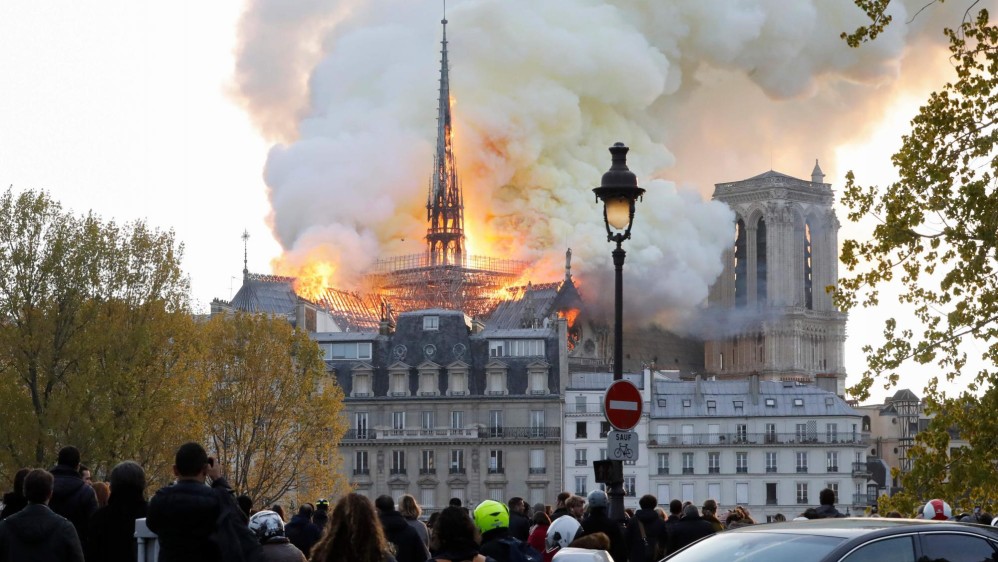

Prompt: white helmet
[{"left": 546, "top": 516, "right": 582, "bottom": 551}]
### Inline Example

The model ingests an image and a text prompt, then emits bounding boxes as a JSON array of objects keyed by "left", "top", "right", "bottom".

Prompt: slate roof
[
  {"left": 650, "top": 379, "right": 859, "bottom": 418},
  {"left": 567, "top": 371, "right": 644, "bottom": 390},
  {"left": 486, "top": 282, "right": 561, "bottom": 329},
  {"left": 228, "top": 274, "right": 298, "bottom": 316}
]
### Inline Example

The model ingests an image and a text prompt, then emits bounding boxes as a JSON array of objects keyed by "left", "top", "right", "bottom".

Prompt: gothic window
[
  {"left": 804, "top": 219, "right": 814, "bottom": 309},
  {"left": 756, "top": 216, "right": 767, "bottom": 304},
  {"left": 734, "top": 218, "right": 747, "bottom": 307}
]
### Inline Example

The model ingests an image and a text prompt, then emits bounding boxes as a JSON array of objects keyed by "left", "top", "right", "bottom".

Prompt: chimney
[{"left": 749, "top": 373, "right": 760, "bottom": 404}]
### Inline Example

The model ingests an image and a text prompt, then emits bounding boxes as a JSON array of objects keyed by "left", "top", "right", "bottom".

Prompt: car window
[
  {"left": 920, "top": 533, "right": 998, "bottom": 562},
  {"left": 664, "top": 532, "right": 845, "bottom": 562},
  {"left": 841, "top": 536, "right": 916, "bottom": 562}
]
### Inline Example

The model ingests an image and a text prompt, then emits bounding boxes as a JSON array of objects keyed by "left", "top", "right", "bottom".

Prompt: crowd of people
[{"left": 0, "top": 442, "right": 992, "bottom": 562}]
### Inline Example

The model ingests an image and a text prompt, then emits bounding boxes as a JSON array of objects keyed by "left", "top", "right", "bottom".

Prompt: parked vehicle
[{"left": 661, "top": 518, "right": 998, "bottom": 562}]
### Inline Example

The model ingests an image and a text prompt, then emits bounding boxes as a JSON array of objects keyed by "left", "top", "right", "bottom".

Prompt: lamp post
[{"left": 593, "top": 142, "right": 644, "bottom": 523}]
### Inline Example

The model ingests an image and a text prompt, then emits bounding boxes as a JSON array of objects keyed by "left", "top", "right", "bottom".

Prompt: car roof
[{"left": 724, "top": 518, "right": 998, "bottom": 540}]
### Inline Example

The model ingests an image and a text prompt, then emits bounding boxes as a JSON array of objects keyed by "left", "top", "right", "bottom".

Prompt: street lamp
[{"left": 593, "top": 142, "right": 644, "bottom": 523}]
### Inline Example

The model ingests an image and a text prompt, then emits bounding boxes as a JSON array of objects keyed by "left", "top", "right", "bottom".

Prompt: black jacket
[
  {"left": 480, "top": 528, "right": 539, "bottom": 562},
  {"left": 284, "top": 513, "right": 322, "bottom": 558},
  {"left": 87, "top": 488, "right": 148, "bottom": 562},
  {"left": 146, "top": 478, "right": 229, "bottom": 562},
  {"left": 625, "top": 509, "right": 667, "bottom": 562},
  {"left": 0, "top": 503, "right": 85, "bottom": 562},
  {"left": 49, "top": 464, "right": 97, "bottom": 547},
  {"left": 378, "top": 510, "right": 429, "bottom": 562},
  {"left": 813, "top": 504, "right": 846, "bottom": 518},
  {"left": 550, "top": 508, "right": 570, "bottom": 521},
  {"left": 0, "top": 492, "right": 26, "bottom": 521},
  {"left": 581, "top": 508, "right": 626, "bottom": 562},
  {"left": 508, "top": 511, "right": 531, "bottom": 542},
  {"left": 665, "top": 514, "right": 714, "bottom": 554}
]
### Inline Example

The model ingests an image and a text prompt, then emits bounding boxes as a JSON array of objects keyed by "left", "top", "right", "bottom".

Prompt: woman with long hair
[
  {"left": 398, "top": 494, "right": 429, "bottom": 547},
  {"left": 429, "top": 506, "right": 484, "bottom": 562},
  {"left": 87, "top": 461, "right": 148, "bottom": 562},
  {"left": 311, "top": 493, "right": 396, "bottom": 562},
  {"left": 0, "top": 468, "right": 30, "bottom": 520}
]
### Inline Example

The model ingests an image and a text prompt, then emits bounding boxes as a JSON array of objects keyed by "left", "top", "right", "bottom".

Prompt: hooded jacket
[
  {"left": 0, "top": 503, "right": 85, "bottom": 562},
  {"left": 48, "top": 464, "right": 97, "bottom": 546}
]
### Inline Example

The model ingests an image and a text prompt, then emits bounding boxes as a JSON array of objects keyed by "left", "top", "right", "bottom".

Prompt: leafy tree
[
  {"left": 198, "top": 312, "right": 347, "bottom": 506},
  {"left": 838, "top": 3, "right": 998, "bottom": 507},
  {"left": 0, "top": 187, "right": 195, "bottom": 484}
]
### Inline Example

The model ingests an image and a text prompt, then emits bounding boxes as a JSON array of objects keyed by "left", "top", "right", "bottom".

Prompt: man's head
[
  {"left": 374, "top": 495, "right": 395, "bottom": 513},
  {"left": 508, "top": 497, "right": 526, "bottom": 514},
  {"left": 24, "top": 469, "right": 54, "bottom": 505},
  {"left": 556, "top": 491, "right": 571, "bottom": 508},
  {"left": 702, "top": 499, "right": 718, "bottom": 514},
  {"left": 449, "top": 497, "right": 463, "bottom": 508},
  {"left": 639, "top": 494, "right": 657, "bottom": 510},
  {"left": 57, "top": 446, "right": 81, "bottom": 470},
  {"left": 109, "top": 460, "right": 146, "bottom": 494},
  {"left": 669, "top": 499, "right": 682, "bottom": 515},
  {"left": 173, "top": 442, "right": 210, "bottom": 479},
  {"left": 566, "top": 495, "right": 585, "bottom": 518},
  {"left": 298, "top": 503, "right": 314, "bottom": 518},
  {"left": 682, "top": 504, "right": 699, "bottom": 519},
  {"left": 79, "top": 464, "right": 92, "bottom": 485},
  {"left": 819, "top": 488, "right": 836, "bottom": 506}
]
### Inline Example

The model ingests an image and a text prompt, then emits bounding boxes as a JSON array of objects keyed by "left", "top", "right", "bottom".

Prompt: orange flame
[
  {"left": 289, "top": 261, "right": 337, "bottom": 302},
  {"left": 559, "top": 308, "right": 581, "bottom": 328}
]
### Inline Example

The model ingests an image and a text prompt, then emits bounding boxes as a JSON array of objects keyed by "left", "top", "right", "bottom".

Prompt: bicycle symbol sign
[{"left": 607, "top": 430, "right": 639, "bottom": 461}]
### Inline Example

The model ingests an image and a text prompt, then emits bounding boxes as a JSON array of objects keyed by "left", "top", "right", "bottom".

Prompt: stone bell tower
[{"left": 704, "top": 161, "right": 847, "bottom": 395}]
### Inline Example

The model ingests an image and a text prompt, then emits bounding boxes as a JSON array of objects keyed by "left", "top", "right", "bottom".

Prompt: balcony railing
[
  {"left": 657, "top": 467, "right": 669, "bottom": 475},
  {"left": 648, "top": 432, "right": 870, "bottom": 447},
  {"left": 797, "top": 496, "right": 809, "bottom": 504},
  {"left": 827, "top": 466, "right": 839, "bottom": 473},
  {"left": 852, "top": 462, "right": 871, "bottom": 477},
  {"left": 766, "top": 498, "right": 778, "bottom": 505},
  {"left": 449, "top": 467, "right": 466, "bottom": 474},
  {"left": 529, "top": 467, "right": 546, "bottom": 474},
  {"left": 708, "top": 467, "right": 720, "bottom": 474},
  {"left": 390, "top": 468, "right": 407, "bottom": 475},
  {"left": 488, "top": 467, "right": 505, "bottom": 474},
  {"left": 736, "top": 467, "right": 748, "bottom": 473},
  {"left": 766, "top": 466, "right": 778, "bottom": 473},
  {"left": 796, "top": 467, "right": 808, "bottom": 473},
  {"left": 352, "top": 468, "right": 369, "bottom": 476},
  {"left": 343, "top": 426, "right": 561, "bottom": 441},
  {"left": 683, "top": 468, "right": 694, "bottom": 474},
  {"left": 853, "top": 493, "right": 878, "bottom": 506},
  {"left": 419, "top": 468, "right": 436, "bottom": 475},
  {"left": 575, "top": 459, "right": 588, "bottom": 466}
]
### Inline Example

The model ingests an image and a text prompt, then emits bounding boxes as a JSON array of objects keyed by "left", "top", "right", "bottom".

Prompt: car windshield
[{"left": 664, "top": 531, "right": 846, "bottom": 562}]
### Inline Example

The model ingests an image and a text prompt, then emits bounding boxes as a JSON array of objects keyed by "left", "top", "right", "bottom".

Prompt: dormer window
[
  {"left": 682, "top": 399, "right": 692, "bottom": 408},
  {"left": 485, "top": 361, "right": 508, "bottom": 395},
  {"left": 765, "top": 398, "right": 777, "bottom": 407},
  {"left": 793, "top": 398, "right": 804, "bottom": 407},
  {"left": 447, "top": 362, "right": 469, "bottom": 396},
  {"left": 423, "top": 315, "right": 439, "bottom": 331},
  {"left": 706, "top": 400, "right": 717, "bottom": 415},
  {"left": 733, "top": 401, "right": 744, "bottom": 413},
  {"left": 418, "top": 362, "right": 440, "bottom": 396},
  {"left": 527, "top": 361, "right": 550, "bottom": 395},
  {"left": 351, "top": 364, "right": 374, "bottom": 398},
  {"left": 388, "top": 363, "right": 410, "bottom": 397}
]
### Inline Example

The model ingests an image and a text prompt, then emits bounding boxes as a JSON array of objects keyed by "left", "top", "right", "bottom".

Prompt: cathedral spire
[
  {"left": 426, "top": 12, "right": 465, "bottom": 267},
  {"left": 241, "top": 229, "right": 250, "bottom": 281}
]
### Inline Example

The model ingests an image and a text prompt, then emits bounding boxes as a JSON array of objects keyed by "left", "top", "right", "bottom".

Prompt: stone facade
[
  {"left": 324, "top": 309, "right": 567, "bottom": 509},
  {"left": 706, "top": 165, "right": 848, "bottom": 394}
]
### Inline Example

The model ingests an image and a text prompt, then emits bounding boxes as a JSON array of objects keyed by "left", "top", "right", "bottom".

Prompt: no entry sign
[{"left": 604, "top": 379, "right": 642, "bottom": 430}]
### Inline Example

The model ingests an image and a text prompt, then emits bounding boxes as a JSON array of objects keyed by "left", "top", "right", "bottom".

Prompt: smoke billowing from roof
[{"left": 232, "top": 0, "right": 956, "bottom": 328}]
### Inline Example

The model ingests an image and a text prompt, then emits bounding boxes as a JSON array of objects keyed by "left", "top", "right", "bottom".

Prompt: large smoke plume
[{"left": 232, "top": 0, "right": 958, "bottom": 328}]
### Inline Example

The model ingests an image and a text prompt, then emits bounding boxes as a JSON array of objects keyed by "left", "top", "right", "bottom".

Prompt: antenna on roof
[{"left": 241, "top": 229, "right": 250, "bottom": 281}]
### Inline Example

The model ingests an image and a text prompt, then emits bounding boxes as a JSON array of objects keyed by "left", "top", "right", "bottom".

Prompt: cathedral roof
[{"left": 228, "top": 273, "right": 299, "bottom": 316}]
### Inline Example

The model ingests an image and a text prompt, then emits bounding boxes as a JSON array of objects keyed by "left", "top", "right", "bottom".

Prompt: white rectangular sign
[{"left": 607, "top": 430, "right": 639, "bottom": 461}]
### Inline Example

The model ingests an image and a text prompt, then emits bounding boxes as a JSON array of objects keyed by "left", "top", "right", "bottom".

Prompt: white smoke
[{"left": 232, "top": 0, "right": 958, "bottom": 326}]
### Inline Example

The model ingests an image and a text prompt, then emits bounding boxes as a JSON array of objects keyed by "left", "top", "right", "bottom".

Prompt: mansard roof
[{"left": 650, "top": 379, "right": 858, "bottom": 418}]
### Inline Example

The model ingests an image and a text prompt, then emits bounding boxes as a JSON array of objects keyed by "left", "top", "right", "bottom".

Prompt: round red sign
[{"left": 603, "top": 379, "right": 642, "bottom": 430}]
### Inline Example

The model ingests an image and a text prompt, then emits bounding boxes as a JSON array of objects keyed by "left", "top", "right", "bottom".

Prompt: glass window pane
[
  {"left": 919, "top": 534, "right": 996, "bottom": 562},
  {"left": 842, "top": 536, "right": 915, "bottom": 562}
]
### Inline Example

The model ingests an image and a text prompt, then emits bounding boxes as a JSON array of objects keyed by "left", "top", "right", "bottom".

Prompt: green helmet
[{"left": 473, "top": 500, "right": 510, "bottom": 533}]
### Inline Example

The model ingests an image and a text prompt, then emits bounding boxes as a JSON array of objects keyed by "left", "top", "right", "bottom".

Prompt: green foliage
[
  {"left": 198, "top": 313, "right": 348, "bottom": 506},
  {"left": 841, "top": 0, "right": 893, "bottom": 47},
  {"left": 839, "top": 4, "right": 998, "bottom": 505}
]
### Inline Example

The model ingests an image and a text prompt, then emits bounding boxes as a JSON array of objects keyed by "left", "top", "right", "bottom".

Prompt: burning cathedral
[{"left": 213, "top": 14, "right": 853, "bottom": 509}]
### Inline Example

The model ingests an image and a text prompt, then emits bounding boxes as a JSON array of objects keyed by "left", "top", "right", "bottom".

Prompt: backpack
[
  {"left": 497, "top": 537, "right": 542, "bottom": 562},
  {"left": 636, "top": 520, "right": 661, "bottom": 562},
  {"left": 209, "top": 490, "right": 263, "bottom": 562}
]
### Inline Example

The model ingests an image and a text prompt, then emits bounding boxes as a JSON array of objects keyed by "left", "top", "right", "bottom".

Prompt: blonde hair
[{"left": 398, "top": 494, "right": 422, "bottom": 519}]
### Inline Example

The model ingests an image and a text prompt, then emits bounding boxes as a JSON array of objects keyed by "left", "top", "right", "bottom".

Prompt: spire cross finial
[{"left": 241, "top": 229, "right": 250, "bottom": 280}]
